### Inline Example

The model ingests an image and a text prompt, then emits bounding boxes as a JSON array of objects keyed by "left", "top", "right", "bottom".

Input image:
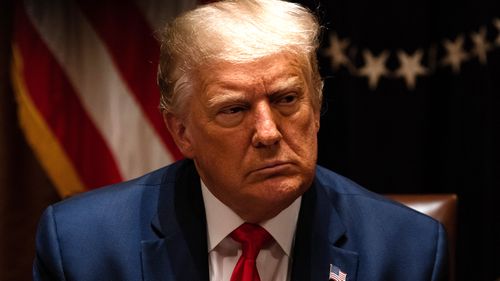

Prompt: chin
[
  {"left": 260, "top": 178, "right": 307, "bottom": 206},
  {"left": 270, "top": 175, "right": 311, "bottom": 195},
  {"left": 233, "top": 175, "right": 313, "bottom": 222}
]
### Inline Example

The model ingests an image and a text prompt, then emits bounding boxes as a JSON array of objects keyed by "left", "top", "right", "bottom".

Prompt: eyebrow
[
  {"left": 207, "top": 76, "right": 304, "bottom": 107},
  {"left": 207, "top": 92, "right": 246, "bottom": 108},
  {"left": 269, "top": 76, "right": 303, "bottom": 93}
]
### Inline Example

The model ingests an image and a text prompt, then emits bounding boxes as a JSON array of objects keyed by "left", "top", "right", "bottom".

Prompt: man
[{"left": 34, "top": 0, "right": 448, "bottom": 280}]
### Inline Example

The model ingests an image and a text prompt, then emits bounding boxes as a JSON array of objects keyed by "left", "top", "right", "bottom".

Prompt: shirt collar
[{"left": 201, "top": 180, "right": 302, "bottom": 256}]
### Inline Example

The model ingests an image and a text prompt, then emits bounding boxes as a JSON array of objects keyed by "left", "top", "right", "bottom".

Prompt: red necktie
[{"left": 230, "top": 223, "right": 272, "bottom": 281}]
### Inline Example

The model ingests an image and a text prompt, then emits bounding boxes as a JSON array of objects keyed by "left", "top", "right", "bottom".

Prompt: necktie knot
[
  {"left": 231, "top": 223, "right": 272, "bottom": 259},
  {"left": 230, "top": 223, "right": 272, "bottom": 281}
]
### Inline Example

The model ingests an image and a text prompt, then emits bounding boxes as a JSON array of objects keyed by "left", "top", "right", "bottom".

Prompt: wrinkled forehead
[
  {"left": 172, "top": 51, "right": 318, "bottom": 120},
  {"left": 192, "top": 52, "right": 314, "bottom": 94}
]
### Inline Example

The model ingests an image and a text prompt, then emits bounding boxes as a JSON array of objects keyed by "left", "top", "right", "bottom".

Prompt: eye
[
  {"left": 274, "top": 92, "right": 300, "bottom": 106},
  {"left": 273, "top": 92, "right": 301, "bottom": 116},
  {"left": 277, "top": 93, "right": 298, "bottom": 104},
  {"left": 214, "top": 105, "right": 247, "bottom": 127},
  {"left": 220, "top": 106, "right": 246, "bottom": 115}
]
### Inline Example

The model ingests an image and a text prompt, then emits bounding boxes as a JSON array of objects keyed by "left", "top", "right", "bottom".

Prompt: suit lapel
[
  {"left": 291, "top": 179, "right": 359, "bottom": 281},
  {"left": 141, "top": 160, "right": 209, "bottom": 281},
  {"left": 141, "top": 238, "right": 171, "bottom": 281}
]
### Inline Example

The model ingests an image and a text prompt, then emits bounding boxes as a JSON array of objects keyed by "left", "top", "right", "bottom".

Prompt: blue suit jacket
[{"left": 34, "top": 160, "right": 448, "bottom": 280}]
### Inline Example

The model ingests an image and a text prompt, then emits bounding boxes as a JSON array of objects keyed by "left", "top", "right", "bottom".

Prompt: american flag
[
  {"left": 11, "top": 0, "right": 202, "bottom": 197},
  {"left": 329, "top": 264, "right": 347, "bottom": 281}
]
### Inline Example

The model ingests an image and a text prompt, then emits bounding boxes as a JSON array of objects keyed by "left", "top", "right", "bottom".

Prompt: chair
[{"left": 386, "top": 194, "right": 457, "bottom": 281}]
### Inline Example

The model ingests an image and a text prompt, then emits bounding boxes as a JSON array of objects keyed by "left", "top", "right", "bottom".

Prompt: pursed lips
[{"left": 249, "top": 160, "right": 295, "bottom": 176}]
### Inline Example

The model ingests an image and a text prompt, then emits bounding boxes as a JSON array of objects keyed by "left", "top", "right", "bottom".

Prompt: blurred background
[{"left": 1, "top": 0, "right": 499, "bottom": 280}]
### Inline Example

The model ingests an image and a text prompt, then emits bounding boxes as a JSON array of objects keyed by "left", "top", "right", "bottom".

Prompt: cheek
[
  {"left": 292, "top": 109, "right": 318, "bottom": 137},
  {"left": 285, "top": 111, "right": 318, "bottom": 155},
  {"left": 190, "top": 123, "right": 247, "bottom": 164}
]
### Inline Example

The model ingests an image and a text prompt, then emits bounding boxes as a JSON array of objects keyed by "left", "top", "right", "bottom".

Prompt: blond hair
[{"left": 157, "top": 0, "right": 323, "bottom": 115}]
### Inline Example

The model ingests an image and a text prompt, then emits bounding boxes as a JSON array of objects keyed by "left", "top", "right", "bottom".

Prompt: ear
[{"left": 163, "top": 112, "right": 195, "bottom": 158}]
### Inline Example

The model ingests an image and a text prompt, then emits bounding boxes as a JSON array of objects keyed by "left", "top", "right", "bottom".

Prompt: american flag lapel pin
[{"left": 329, "top": 264, "right": 347, "bottom": 281}]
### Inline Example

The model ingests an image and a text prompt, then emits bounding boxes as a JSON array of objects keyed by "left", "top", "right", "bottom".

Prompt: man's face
[{"left": 166, "top": 52, "right": 320, "bottom": 223}]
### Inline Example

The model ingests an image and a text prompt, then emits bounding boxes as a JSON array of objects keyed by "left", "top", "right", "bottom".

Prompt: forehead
[{"left": 194, "top": 53, "right": 311, "bottom": 97}]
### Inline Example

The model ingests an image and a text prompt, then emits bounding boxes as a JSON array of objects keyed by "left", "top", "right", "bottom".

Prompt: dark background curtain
[
  {"left": 1, "top": 0, "right": 499, "bottom": 280},
  {"left": 296, "top": 0, "right": 500, "bottom": 280}
]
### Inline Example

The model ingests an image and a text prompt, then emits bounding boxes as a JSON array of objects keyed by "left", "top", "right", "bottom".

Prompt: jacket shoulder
[
  {"left": 50, "top": 160, "right": 184, "bottom": 215},
  {"left": 314, "top": 165, "right": 445, "bottom": 250},
  {"left": 314, "top": 165, "right": 448, "bottom": 281},
  {"left": 34, "top": 161, "right": 188, "bottom": 280},
  {"left": 315, "top": 165, "right": 435, "bottom": 222}
]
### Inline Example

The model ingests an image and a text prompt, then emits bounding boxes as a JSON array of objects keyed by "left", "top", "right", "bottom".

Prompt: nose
[{"left": 251, "top": 102, "right": 282, "bottom": 148}]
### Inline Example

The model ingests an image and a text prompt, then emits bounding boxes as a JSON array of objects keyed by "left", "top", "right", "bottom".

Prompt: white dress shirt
[{"left": 201, "top": 181, "right": 302, "bottom": 281}]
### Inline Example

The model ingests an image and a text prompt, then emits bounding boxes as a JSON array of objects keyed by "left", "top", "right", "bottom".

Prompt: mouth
[{"left": 250, "top": 161, "right": 295, "bottom": 176}]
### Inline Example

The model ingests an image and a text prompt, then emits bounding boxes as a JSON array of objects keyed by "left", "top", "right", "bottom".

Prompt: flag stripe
[
  {"left": 24, "top": 0, "right": 174, "bottom": 180},
  {"left": 11, "top": 47, "right": 86, "bottom": 197},
  {"left": 76, "top": 0, "right": 183, "bottom": 160},
  {"left": 13, "top": 4, "right": 122, "bottom": 189}
]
